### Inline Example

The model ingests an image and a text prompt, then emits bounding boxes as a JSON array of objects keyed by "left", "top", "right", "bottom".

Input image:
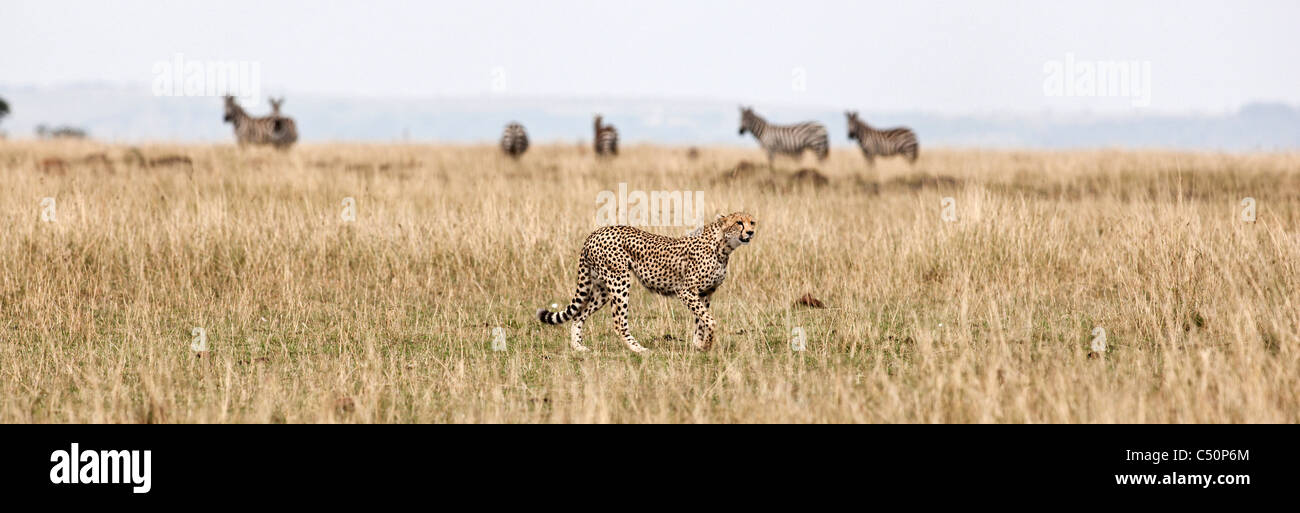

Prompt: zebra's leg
[
  {"left": 570, "top": 283, "right": 610, "bottom": 352},
  {"left": 863, "top": 152, "right": 875, "bottom": 168},
  {"left": 678, "top": 290, "right": 716, "bottom": 351},
  {"left": 767, "top": 151, "right": 776, "bottom": 171}
]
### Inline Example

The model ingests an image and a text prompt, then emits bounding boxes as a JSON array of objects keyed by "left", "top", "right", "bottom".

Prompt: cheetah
[{"left": 537, "top": 212, "right": 758, "bottom": 353}]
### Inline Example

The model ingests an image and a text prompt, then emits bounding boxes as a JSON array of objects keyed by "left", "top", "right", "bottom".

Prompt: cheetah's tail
[{"left": 537, "top": 288, "right": 591, "bottom": 325}]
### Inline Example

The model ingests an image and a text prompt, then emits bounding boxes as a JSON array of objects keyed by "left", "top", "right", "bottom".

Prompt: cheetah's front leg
[{"left": 678, "top": 290, "right": 716, "bottom": 351}]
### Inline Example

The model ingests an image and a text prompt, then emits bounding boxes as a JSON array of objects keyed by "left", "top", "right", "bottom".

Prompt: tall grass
[{"left": 1, "top": 141, "right": 1297, "bottom": 422}]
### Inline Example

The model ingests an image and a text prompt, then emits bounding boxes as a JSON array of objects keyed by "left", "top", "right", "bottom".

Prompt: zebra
[
  {"left": 737, "top": 106, "right": 828, "bottom": 169},
  {"left": 222, "top": 95, "right": 297, "bottom": 150},
  {"left": 266, "top": 97, "right": 298, "bottom": 147},
  {"left": 500, "top": 122, "right": 529, "bottom": 158},
  {"left": 593, "top": 115, "right": 618, "bottom": 156},
  {"left": 35, "top": 124, "right": 88, "bottom": 139},
  {"left": 845, "top": 111, "right": 918, "bottom": 166}
]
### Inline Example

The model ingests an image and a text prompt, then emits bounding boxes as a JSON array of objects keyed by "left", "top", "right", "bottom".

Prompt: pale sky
[{"left": 3, "top": 0, "right": 1298, "bottom": 114}]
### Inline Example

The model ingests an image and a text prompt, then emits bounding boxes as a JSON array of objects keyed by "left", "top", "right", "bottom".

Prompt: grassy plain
[{"left": 1, "top": 141, "right": 1297, "bottom": 422}]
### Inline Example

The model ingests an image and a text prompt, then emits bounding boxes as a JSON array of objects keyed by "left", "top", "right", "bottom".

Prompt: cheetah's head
[{"left": 720, "top": 212, "right": 757, "bottom": 248}]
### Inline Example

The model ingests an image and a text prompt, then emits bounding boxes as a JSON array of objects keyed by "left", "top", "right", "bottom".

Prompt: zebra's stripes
[
  {"left": 738, "top": 106, "right": 828, "bottom": 168},
  {"left": 846, "top": 111, "right": 918, "bottom": 165},
  {"left": 500, "top": 122, "right": 529, "bottom": 158},
  {"left": 223, "top": 96, "right": 297, "bottom": 150},
  {"left": 593, "top": 115, "right": 618, "bottom": 156}
]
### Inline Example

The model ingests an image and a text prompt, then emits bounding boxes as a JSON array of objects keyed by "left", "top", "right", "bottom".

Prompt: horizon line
[{"left": 3, "top": 80, "right": 1294, "bottom": 120}]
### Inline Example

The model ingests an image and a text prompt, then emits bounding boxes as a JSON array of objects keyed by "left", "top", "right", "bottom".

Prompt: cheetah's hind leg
[
  {"left": 608, "top": 277, "right": 649, "bottom": 353},
  {"left": 568, "top": 284, "right": 610, "bottom": 352}
]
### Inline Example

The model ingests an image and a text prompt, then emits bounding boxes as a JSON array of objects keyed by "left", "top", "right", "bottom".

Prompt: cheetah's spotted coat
[{"left": 537, "top": 212, "right": 758, "bottom": 352}]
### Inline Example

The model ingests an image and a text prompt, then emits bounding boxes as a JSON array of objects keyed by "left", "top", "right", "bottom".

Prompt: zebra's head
[
  {"left": 222, "top": 96, "right": 241, "bottom": 123},
  {"left": 846, "top": 111, "right": 861, "bottom": 140},
  {"left": 738, "top": 106, "right": 756, "bottom": 135}
]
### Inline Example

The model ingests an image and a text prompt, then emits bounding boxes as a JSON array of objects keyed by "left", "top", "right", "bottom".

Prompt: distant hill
[{"left": 1, "top": 83, "right": 1297, "bottom": 151}]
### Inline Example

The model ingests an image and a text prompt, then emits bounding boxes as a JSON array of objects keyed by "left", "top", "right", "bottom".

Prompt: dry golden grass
[{"left": 1, "top": 140, "right": 1298, "bottom": 423}]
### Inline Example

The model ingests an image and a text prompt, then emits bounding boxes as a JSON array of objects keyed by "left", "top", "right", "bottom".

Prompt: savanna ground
[{"left": 1, "top": 140, "right": 1298, "bottom": 423}]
